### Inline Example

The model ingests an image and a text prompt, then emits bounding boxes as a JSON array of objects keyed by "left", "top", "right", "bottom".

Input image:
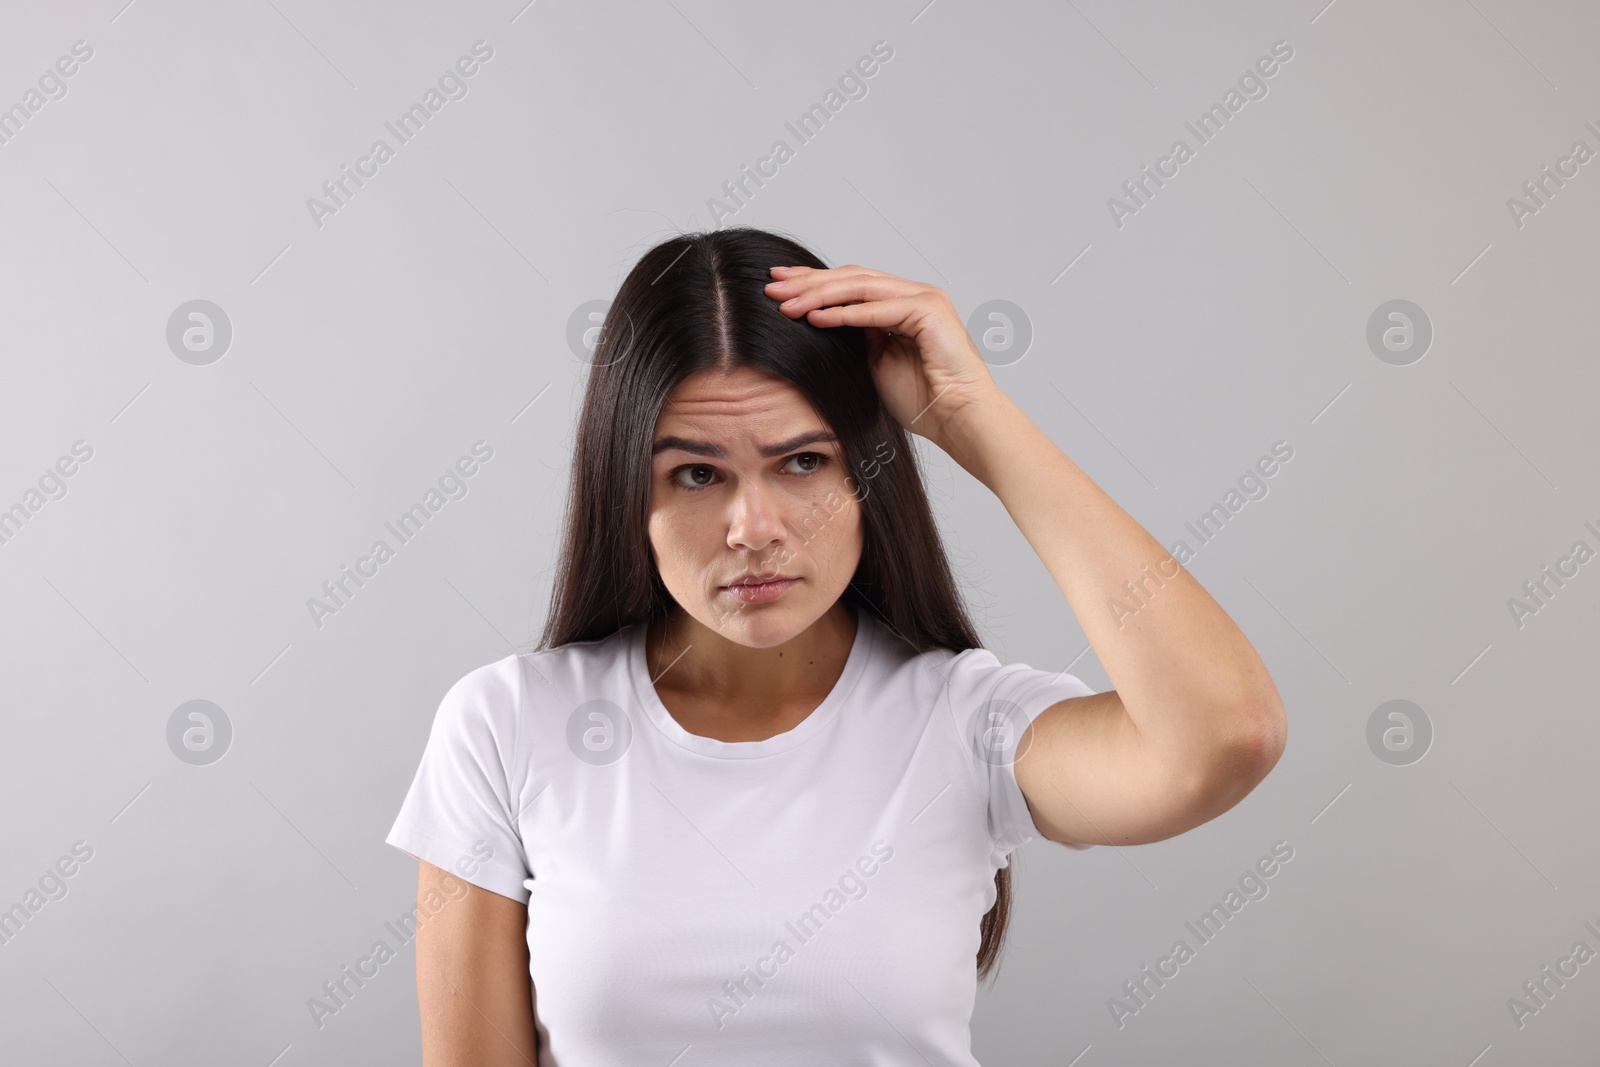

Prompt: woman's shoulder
[
  {"left": 524, "top": 624, "right": 635, "bottom": 686},
  {"left": 434, "top": 625, "right": 635, "bottom": 725},
  {"left": 856, "top": 613, "right": 970, "bottom": 697},
  {"left": 863, "top": 616, "right": 1094, "bottom": 710}
]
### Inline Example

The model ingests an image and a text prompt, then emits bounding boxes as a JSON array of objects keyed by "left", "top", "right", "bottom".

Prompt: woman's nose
[{"left": 725, "top": 481, "right": 785, "bottom": 550}]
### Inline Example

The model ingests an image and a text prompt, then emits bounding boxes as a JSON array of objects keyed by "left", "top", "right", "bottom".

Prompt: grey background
[{"left": 1, "top": 0, "right": 1596, "bottom": 1063}]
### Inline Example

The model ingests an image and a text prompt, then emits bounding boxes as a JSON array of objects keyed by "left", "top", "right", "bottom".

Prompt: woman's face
[{"left": 647, "top": 366, "right": 865, "bottom": 648}]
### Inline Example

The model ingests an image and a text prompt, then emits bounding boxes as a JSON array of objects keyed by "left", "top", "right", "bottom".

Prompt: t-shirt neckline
[{"left": 628, "top": 603, "right": 874, "bottom": 759}]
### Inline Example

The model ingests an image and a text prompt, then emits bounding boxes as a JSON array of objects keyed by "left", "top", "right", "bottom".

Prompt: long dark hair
[{"left": 536, "top": 224, "right": 1020, "bottom": 982}]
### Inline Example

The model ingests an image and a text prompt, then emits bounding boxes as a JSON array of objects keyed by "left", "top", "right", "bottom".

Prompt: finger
[
  {"left": 770, "top": 263, "right": 887, "bottom": 277},
  {"left": 801, "top": 295, "right": 924, "bottom": 332},
  {"left": 771, "top": 274, "right": 928, "bottom": 317},
  {"left": 766, "top": 264, "right": 849, "bottom": 290},
  {"left": 766, "top": 264, "right": 897, "bottom": 291},
  {"left": 769, "top": 264, "right": 822, "bottom": 278}
]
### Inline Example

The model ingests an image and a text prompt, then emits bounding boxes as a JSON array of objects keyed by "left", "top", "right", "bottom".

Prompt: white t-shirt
[{"left": 386, "top": 603, "right": 1095, "bottom": 1066}]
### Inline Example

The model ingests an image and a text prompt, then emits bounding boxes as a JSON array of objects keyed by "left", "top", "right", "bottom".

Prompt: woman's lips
[{"left": 724, "top": 577, "right": 799, "bottom": 604}]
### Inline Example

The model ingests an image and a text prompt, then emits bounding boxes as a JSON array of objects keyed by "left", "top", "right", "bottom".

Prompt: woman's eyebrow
[{"left": 651, "top": 430, "right": 839, "bottom": 459}]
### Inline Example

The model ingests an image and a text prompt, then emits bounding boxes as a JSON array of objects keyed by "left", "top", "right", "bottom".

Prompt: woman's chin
[{"left": 699, "top": 594, "right": 818, "bottom": 647}]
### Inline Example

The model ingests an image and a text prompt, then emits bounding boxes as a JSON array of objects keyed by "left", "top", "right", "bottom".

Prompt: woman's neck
[{"left": 647, "top": 601, "right": 857, "bottom": 728}]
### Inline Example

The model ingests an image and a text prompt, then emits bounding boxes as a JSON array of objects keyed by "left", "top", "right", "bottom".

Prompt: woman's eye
[
  {"left": 787, "top": 452, "right": 829, "bottom": 475},
  {"left": 667, "top": 453, "right": 829, "bottom": 491},
  {"left": 672, "top": 464, "right": 716, "bottom": 489}
]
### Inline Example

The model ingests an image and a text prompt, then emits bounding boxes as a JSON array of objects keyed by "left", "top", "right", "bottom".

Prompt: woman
[{"left": 386, "top": 226, "right": 1286, "bottom": 1065}]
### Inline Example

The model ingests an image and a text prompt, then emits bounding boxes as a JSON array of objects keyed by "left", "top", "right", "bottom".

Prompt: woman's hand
[{"left": 764, "top": 264, "right": 1002, "bottom": 450}]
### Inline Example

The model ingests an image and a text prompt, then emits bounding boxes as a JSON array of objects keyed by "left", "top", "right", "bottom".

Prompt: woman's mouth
[{"left": 723, "top": 576, "right": 800, "bottom": 604}]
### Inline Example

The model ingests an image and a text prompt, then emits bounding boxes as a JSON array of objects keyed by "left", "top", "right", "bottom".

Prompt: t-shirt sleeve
[
  {"left": 386, "top": 660, "right": 533, "bottom": 903},
  {"left": 942, "top": 645, "right": 1098, "bottom": 856}
]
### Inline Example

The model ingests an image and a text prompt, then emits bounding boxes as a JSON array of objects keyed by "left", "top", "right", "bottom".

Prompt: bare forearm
[{"left": 939, "top": 389, "right": 1284, "bottom": 763}]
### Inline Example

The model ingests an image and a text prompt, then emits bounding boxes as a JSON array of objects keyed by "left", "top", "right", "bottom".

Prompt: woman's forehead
[{"left": 656, "top": 369, "right": 823, "bottom": 432}]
